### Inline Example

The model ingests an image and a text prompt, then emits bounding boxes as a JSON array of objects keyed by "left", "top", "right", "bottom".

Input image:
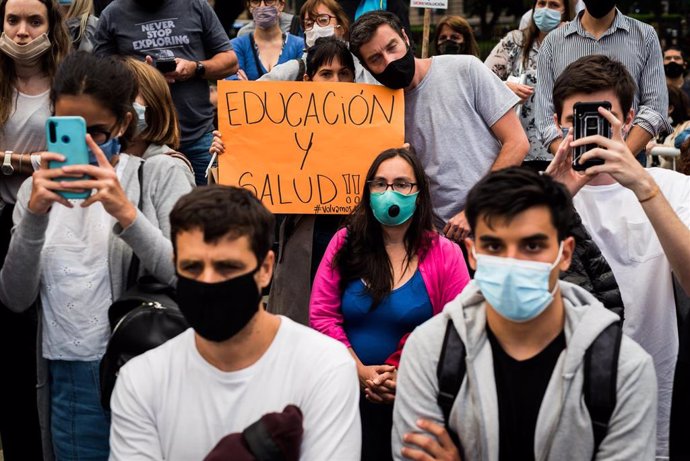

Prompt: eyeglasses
[
  {"left": 248, "top": 0, "right": 279, "bottom": 7},
  {"left": 86, "top": 124, "right": 116, "bottom": 145},
  {"left": 367, "top": 179, "right": 417, "bottom": 195},
  {"left": 303, "top": 14, "right": 337, "bottom": 31}
]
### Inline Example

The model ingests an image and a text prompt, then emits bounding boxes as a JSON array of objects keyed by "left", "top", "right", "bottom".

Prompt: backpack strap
[
  {"left": 125, "top": 161, "right": 145, "bottom": 290},
  {"left": 584, "top": 321, "right": 622, "bottom": 458},
  {"left": 436, "top": 319, "right": 466, "bottom": 456}
]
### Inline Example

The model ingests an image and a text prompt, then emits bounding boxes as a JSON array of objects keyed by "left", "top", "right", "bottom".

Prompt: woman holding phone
[
  {"left": 0, "top": 51, "right": 193, "bottom": 460},
  {"left": 0, "top": 0, "right": 70, "bottom": 459},
  {"left": 485, "top": 0, "right": 573, "bottom": 171}
]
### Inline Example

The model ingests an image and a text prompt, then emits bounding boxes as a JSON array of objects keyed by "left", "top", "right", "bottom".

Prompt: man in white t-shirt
[
  {"left": 546, "top": 54, "right": 690, "bottom": 460},
  {"left": 349, "top": 11, "right": 529, "bottom": 239},
  {"left": 108, "top": 186, "right": 361, "bottom": 461}
]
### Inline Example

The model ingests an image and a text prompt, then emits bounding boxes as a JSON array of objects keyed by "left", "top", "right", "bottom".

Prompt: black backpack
[
  {"left": 437, "top": 319, "right": 622, "bottom": 459},
  {"left": 98, "top": 163, "right": 188, "bottom": 410}
]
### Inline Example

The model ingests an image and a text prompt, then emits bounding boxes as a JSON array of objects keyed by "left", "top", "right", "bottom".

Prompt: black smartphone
[
  {"left": 155, "top": 49, "right": 176, "bottom": 74},
  {"left": 572, "top": 101, "right": 611, "bottom": 171}
]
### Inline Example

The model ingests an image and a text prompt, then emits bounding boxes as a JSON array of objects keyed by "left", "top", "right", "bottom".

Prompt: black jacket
[{"left": 561, "top": 211, "right": 625, "bottom": 321}]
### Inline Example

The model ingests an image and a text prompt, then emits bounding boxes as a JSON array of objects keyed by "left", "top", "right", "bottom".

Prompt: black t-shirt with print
[{"left": 487, "top": 327, "right": 566, "bottom": 461}]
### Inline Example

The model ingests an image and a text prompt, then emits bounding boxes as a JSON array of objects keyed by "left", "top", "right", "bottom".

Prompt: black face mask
[
  {"left": 583, "top": 0, "right": 616, "bottom": 19},
  {"left": 372, "top": 46, "right": 416, "bottom": 90},
  {"left": 176, "top": 267, "right": 262, "bottom": 343},
  {"left": 665, "top": 62, "right": 685, "bottom": 79},
  {"left": 437, "top": 40, "right": 466, "bottom": 55}
]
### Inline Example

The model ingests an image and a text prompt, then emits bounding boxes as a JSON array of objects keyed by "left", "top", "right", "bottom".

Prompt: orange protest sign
[{"left": 217, "top": 80, "right": 405, "bottom": 214}]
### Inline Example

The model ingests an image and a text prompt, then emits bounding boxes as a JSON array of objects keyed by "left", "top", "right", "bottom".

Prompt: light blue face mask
[
  {"left": 88, "top": 137, "right": 121, "bottom": 166},
  {"left": 370, "top": 189, "right": 419, "bottom": 227},
  {"left": 472, "top": 242, "right": 563, "bottom": 323},
  {"left": 533, "top": 7, "right": 562, "bottom": 33},
  {"left": 58, "top": 0, "right": 73, "bottom": 4},
  {"left": 133, "top": 102, "right": 148, "bottom": 136}
]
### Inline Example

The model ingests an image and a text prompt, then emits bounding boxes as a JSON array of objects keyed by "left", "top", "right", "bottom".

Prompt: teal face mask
[
  {"left": 370, "top": 190, "right": 419, "bottom": 227},
  {"left": 472, "top": 242, "right": 563, "bottom": 322}
]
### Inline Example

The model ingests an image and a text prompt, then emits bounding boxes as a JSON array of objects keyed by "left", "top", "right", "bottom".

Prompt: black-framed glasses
[
  {"left": 86, "top": 124, "right": 116, "bottom": 145},
  {"left": 303, "top": 14, "right": 337, "bottom": 31},
  {"left": 249, "top": 0, "right": 279, "bottom": 7},
  {"left": 367, "top": 179, "right": 417, "bottom": 195}
]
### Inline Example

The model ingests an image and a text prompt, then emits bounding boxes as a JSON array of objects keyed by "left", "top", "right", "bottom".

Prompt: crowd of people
[{"left": 0, "top": 0, "right": 689, "bottom": 460}]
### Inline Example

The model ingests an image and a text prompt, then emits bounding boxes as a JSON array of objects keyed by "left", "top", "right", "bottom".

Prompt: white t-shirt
[
  {"left": 109, "top": 316, "right": 362, "bottom": 461},
  {"left": 573, "top": 168, "right": 690, "bottom": 458},
  {"left": 0, "top": 89, "right": 51, "bottom": 204},
  {"left": 40, "top": 156, "right": 128, "bottom": 361}
]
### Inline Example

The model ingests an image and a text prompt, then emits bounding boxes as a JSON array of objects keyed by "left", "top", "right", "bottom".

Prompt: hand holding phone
[
  {"left": 572, "top": 101, "right": 611, "bottom": 171},
  {"left": 46, "top": 116, "right": 91, "bottom": 200}
]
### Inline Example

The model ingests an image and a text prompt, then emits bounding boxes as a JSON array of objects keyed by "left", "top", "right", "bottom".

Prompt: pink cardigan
[{"left": 309, "top": 228, "right": 470, "bottom": 367}]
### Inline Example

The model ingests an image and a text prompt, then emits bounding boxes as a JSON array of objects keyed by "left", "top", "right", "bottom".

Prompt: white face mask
[{"left": 305, "top": 23, "right": 336, "bottom": 48}]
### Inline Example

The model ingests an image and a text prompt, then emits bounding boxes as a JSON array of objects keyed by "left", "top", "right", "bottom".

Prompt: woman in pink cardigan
[{"left": 309, "top": 147, "right": 470, "bottom": 460}]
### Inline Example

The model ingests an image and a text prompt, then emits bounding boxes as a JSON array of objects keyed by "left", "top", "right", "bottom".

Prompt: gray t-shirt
[
  {"left": 405, "top": 55, "right": 518, "bottom": 227},
  {"left": 93, "top": 0, "right": 232, "bottom": 143}
]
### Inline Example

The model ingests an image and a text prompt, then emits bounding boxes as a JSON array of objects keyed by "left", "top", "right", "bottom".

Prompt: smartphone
[
  {"left": 46, "top": 116, "right": 91, "bottom": 200},
  {"left": 572, "top": 101, "right": 611, "bottom": 171},
  {"left": 155, "top": 49, "right": 176, "bottom": 74}
]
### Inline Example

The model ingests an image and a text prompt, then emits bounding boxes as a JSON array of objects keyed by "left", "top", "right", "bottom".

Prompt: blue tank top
[{"left": 341, "top": 270, "right": 432, "bottom": 365}]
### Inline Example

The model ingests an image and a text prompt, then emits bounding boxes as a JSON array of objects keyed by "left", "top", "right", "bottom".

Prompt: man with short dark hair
[
  {"left": 664, "top": 46, "right": 690, "bottom": 102},
  {"left": 392, "top": 167, "right": 656, "bottom": 461},
  {"left": 349, "top": 11, "right": 529, "bottom": 241},
  {"left": 535, "top": 1, "right": 670, "bottom": 159},
  {"left": 93, "top": 0, "right": 238, "bottom": 185},
  {"left": 109, "top": 185, "right": 361, "bottom": 460},
  {"left": 546, "top": 54, "right": 690, "bottom": 459}
]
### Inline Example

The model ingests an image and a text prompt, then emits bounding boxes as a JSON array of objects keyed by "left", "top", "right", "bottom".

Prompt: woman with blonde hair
[
  {"left": 59, "top": 0, "right": 98, "bottom": 51},
  {"left": 432, "top": 15, "right": 479, "bottom": 57},
  {"left": 124, "top": 57, "right": 195, "bottom": 185}
]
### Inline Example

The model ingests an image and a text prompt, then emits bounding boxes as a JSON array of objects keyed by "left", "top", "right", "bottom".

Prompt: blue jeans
[
  {"left": 179, "top": 131, "right": 214, "bottom": 186},
  {"left": 49, "top": 360, "right": 110, "bottom": 461}
]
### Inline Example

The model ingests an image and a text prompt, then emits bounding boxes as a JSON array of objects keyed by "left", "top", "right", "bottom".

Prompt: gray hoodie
[{"left": 393, "top": 281, "right": 657, "bottom": 461}]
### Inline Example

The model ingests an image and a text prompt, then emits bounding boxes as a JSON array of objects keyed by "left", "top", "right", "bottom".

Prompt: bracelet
[
  {"left": 638, "top": 185, "right": 660, "bottom": 203},
  {"left": 18, "top": 154, "right": 23, "bottom": 172}
]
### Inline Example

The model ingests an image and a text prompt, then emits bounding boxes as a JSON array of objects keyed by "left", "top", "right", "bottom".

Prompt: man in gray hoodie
[{"left": 392, "top": 168, "right": 657, "bottom": 461}]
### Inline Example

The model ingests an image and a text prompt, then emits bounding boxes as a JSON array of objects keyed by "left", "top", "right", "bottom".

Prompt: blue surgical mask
[
  {"left": 472, "top": 242, "right": 564, "bottom": 323},
  {"left": 370, "top": 190, "right": 419, "bottom": 227},
  {"left": 533, "top": 7, "right": 562, "bottom": 33},
  {"left": 133, "top": 102, "right": 148, "bottom": 136},
  {"left": 561, "top": 127, "right": 570, "bottom": 139},
  {"left": 58, "top": 0, "right": 73, "bottom": 4},
  {"left": 88, "top": 137, "right": 121, "bottom": 166}
]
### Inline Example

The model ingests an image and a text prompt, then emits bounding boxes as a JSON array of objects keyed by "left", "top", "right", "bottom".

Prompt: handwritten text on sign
[{"left": 218, "top": 81, "right": 405, "bottom": 214}]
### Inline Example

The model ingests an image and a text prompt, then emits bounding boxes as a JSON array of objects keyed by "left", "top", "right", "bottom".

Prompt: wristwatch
[
  {"left": 2, "top": 151, "right": 13, "bottom": 175},
  {"left": 195, "top": 61, "right": 206, "bottom": 78}
]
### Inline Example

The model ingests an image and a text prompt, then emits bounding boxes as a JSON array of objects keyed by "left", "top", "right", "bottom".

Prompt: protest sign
[
  {"left": 217, "top": 81, "right": 405, "bottom": 214},
  {"left": 410, "top": 0, "right": 448, "bottom": 7}
]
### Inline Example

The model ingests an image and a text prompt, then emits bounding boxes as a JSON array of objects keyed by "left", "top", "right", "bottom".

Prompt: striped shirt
[{"left": 535, "top": 9, "right": 671, "bottom": 147}]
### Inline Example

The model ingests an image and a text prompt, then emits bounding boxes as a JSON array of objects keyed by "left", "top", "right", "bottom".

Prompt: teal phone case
[{"left": 46, "top": 116, "right": 91, "bottom": 200}]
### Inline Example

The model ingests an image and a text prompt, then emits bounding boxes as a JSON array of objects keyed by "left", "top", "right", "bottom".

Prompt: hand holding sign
[{"left": 217, "top": 81, "right": 405, "bottom": 214}]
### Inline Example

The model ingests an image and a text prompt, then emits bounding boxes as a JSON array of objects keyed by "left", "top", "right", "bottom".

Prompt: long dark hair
[
  {"left": 333, "top": 147, "right": 435, "bottom": 308},
  {"left": 521, "top": 0, "right": 572, "bottom": 69},
  {"left": 51, "top": 52, "right": 138, "bottom": 149},
  {"left": 0, "top": 0, "right": 70, "bottom": 125}
]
